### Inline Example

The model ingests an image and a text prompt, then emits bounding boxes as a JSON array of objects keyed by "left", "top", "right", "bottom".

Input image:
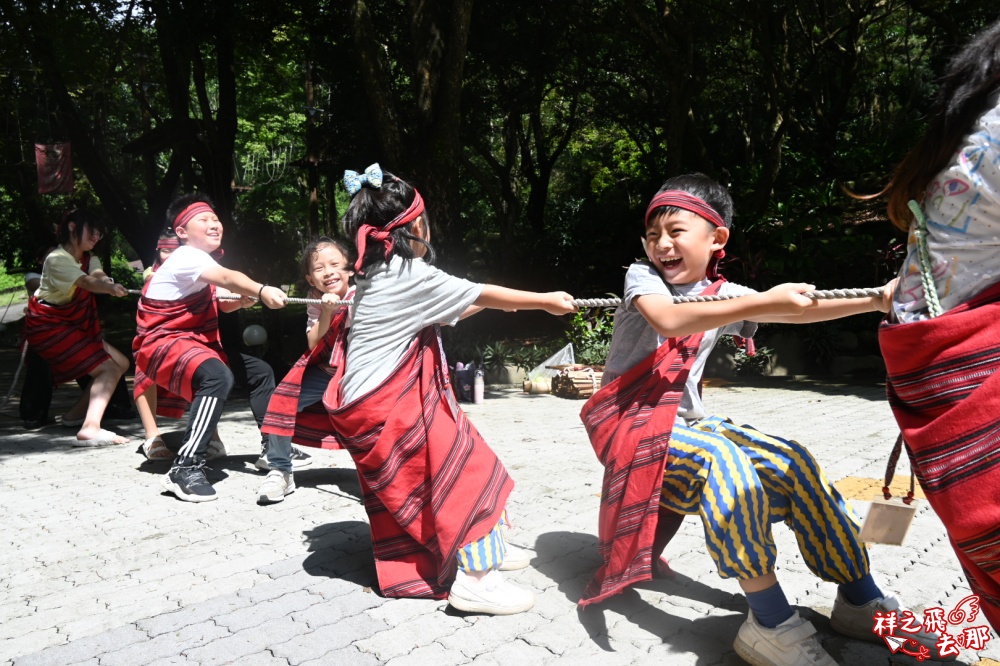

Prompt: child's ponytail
[{"left": 341, "top": 167, "right": 435, "bottom": 275}]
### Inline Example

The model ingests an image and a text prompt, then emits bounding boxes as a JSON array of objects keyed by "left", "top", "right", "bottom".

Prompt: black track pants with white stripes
[{"left": 174, "top": 358, "right": 234, "bottom": 466}]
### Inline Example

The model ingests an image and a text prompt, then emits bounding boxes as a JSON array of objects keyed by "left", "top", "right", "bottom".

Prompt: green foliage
[
  {"left": 107, "top": 252, "right": 143, "bottom": 290},
  {"left": 565, "top": 307, "right": 614, "bottom": 367},
  {"left": 0, "top": 263, "right": 24, "bottom": 293},
  {"left": 481, "top": 340, "right": 515, "bottom": 373}
]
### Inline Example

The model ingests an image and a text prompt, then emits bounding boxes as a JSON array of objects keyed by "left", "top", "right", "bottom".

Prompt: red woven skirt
[
  {"left": 326, "top": 327, "right": 513, "bottom": 599},
  {"left": 25, "top": 289, "right": 110, "bottom": 384},
  {"left": 133, "top": 286, "right": 226, "bottom": 418},
  {"left": 880, "top": 281, "right": 1000, "bottom": 630}
]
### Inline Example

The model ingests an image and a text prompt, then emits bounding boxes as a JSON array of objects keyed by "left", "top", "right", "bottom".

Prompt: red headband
[
  {"left": 645, "top": 190, "right": 725, "bottom": 228},
  {"left": 354, "top": 189, "right": 425, "bottom": 272},
  {"left": 173, "top": 202, "right": 215, "bottom": 232},
  {"left": 645, "top": 189, "right": 727, "bottom": 280},
  {"left": 157, "top": 237, "right": 180, "bottom": 251}
]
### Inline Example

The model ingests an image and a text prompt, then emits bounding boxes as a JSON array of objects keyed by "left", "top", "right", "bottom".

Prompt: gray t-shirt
[
  {"left": 340, "top": 255, "right": 484, "bottom": 404},
  {"left": 602, "top": 261, "right": 757, "bottom": 423}
]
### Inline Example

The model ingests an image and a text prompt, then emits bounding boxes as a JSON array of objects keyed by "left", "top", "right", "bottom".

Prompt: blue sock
[
  {"left": 839, "top": 573, "right": 883, "bottom": 606},
  {"left": 745, "top": 583, "right": 794, "bottom": 628}
]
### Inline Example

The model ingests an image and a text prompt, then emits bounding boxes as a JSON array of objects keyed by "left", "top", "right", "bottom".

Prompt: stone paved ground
[{"left": 1, "top": 374, "right": 998, "bottom": 666}]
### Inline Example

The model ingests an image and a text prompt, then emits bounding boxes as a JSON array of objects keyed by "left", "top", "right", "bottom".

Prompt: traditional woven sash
[
  {"left": 577, "top": 280, "right": 720, "bottom": 607},
  {"left": 261, "top": 308, "right": 349, "bottom": 450},
  {"left": 880, "top": 280, "right": 1000, "bottom": 626},
  {"left": 132, "top": 285, "right": 226, "bottom": 418},
  {"left": 325, "top": 327, "right": 513, "bottom": 599},
  {"left": 25, "top": 265, "right": 110, "bottom": 385}
]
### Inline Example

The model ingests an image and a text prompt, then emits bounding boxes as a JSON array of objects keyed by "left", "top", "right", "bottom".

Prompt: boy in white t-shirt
[{"left": 133, "top": 193, "right": 287, "bottom": 502}]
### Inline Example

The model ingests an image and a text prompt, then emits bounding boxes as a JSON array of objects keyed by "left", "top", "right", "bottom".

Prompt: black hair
[
  {"left": 299, "top": 236, "right": 356, "bottom": 285},
  {"left": 56, "top": 207, "right": 106, "bottom": 245},
  {"left": 341, "top": 171, "right": 435, "bottom": 275},
  {"left": 649, "top": 173, "right": 734, "bottom": 229},
  {"left": 880, "top": 18, "right": 1000, "bottom": 229},
  {"left": 165, "top": 192, "right": 217, "bottom": 234}
]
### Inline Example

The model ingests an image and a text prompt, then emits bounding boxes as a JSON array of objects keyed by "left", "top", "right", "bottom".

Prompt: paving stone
[
  {"left": 6, "top": 386, "right": 1000, "bottom": 666},
  {"left": 98, "top": 622, "right": 230, "bottom": 666},
  {"left": 182, "top": 615, "right": 302, "bottom": 666},
  {"left": 383, "top": 641, "right": 470, "bottom": 666},
  {"left": 271, "top": 614, "right": 389, "bottom": 663},
  {"left": 137, "top": 594, "right": 254, "bottom": 637},
  {"left": 290, "top": 589, "right": 384, "bottom": 629},
  {"left": 4, "top": 629, "right": 62, "bottom": 663},
  {"left": 298, "top": 646, "right": 380, "bottom": 666},
  {"left": 353, "top": 612, "right": 467, "bottom": 661},
  {"left": 215, "top": 589, "right": 319, "bottom": 632},
  {"left": 11, "top": 626, "right": 146, "bottom": 666}
]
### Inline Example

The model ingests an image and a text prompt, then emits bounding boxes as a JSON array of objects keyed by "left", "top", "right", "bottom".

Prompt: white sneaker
[
  {"left": 830, "top": 592, "right": 955, "bottom": 661},
  {"left": 448, "top": 569, "right": 535, "bottom": 615},
  {"left": 734, "top": 611, "right": 838, "bottom": 666},
  {"left": 498, "top": 544, "right": 532, "bottom": 571},
  {"left": 257, "top": 470, "right": 295, "bottom": 504}
]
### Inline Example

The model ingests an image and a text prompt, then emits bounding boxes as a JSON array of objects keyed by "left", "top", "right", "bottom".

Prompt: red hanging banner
[{"left": 35, "top": 143, "right": 74, "bottom": 194}]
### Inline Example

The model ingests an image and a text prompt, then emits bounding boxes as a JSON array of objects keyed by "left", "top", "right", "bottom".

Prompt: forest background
[{"left": 1, "top": 0, "right": 996, "bottom": 372}]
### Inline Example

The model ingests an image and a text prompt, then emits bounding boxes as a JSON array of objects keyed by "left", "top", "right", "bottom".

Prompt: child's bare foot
[{"left": 74, "top": 427, "right": 130, "bottom": 447}]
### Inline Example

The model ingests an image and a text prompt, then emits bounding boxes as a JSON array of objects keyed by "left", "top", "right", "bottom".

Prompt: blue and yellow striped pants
[
  {"left": 456, "top": 511, "right": 509, "bottom": 572},
  {"left": 661, "top": 415, "right": 869, "bottom": 583}
]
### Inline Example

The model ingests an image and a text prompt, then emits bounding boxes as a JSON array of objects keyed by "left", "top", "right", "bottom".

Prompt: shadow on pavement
[
  {"left": 707, "top": 376, "right": 888, "bottom": 402},
  {"left": 302, "top": 521, "right": 379, "bottom": 592}
]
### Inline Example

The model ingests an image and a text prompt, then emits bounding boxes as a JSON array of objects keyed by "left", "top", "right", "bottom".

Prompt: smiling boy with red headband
[
  {"left": 133, "top": 193, "right": 287, "bottom": 502},
  {"left": 579, "top": 174, "right": 948, "bottom": 666}
]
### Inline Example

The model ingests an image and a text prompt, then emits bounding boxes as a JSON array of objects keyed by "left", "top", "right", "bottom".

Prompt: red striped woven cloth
[
  {"left": 25, "top": 292, "right": 109, "bottom": 385},
  {"left": 577, "top": 279, "right": 721, "bottom": 607},
  {"left": 24, "top": 255, "right": 111, "bottom": 384},
  {"left": 261, "top": 307, "right": 349, "bottom": 449},
  {"left": 881, "top": 281, "right": 1000, "bottom": 629},
  {"left": 132, "top": 286, "right": 227, "bottom": 418},
  {"left": 577, "top": 333, "right": 702, "bottom": 606},
  {"left": 325, "top": 327, "right": 513, "bottom": 599}
]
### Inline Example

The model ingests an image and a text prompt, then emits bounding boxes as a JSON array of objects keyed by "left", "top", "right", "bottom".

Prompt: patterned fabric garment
[
  {"left": 133, "top": 285, "right": 226, "bottom": 418},
  {"left": 456, "top": 512, "right": 509, "bottom": 573},
  {"left": 261, "top": 307, "right": 349, "bottom": 450},
  {"left": 24, "top": 255, "right": 110, "bottom": 384},
  {"left": 577, "top": 281, "right": 724, "bottom": 607},
  {"left": 881, "top": 280, "right": 1000, "bottom": 630},
  {"left": 661, "top": 416, "right": 870, "bottom": 583},
  {"left": 894, "top": 96, "right": 1000, "bottom": 322},
  {"left": 325, "top": 326, "right": 513, "bottom": 599}
]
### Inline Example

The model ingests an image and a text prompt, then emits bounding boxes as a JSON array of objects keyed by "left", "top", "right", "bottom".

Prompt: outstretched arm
[
  {"left": 198, "top": 265, "right": 287, "bottom": 309},
  {"left": 635, "top": 283, "right": 817, "bottom": 339},
  {"left": 74, "top": 272, "right": 128, "bottom": 297},
  {"left": 751, "top": 279, "right": 896, "bottom": 324},
  {"left": 474, "top": 285, "right": 576, "bottom": 316}
]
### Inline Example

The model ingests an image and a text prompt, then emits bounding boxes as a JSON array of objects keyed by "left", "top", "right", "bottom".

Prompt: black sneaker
[{"left": 161, "top": 463, "right": 217, "bottom": 502}]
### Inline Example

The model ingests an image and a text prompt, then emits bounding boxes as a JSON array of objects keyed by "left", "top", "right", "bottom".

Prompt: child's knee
[{"left": 193, "top": 359, "right": 234, "bottom": 397}]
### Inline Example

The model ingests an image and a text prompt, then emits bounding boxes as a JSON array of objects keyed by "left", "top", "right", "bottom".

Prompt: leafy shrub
[{"left": 565, "top": 307, "right": 614, "bottom": 366}]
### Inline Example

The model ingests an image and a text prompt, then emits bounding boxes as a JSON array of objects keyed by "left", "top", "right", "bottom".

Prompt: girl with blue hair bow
[{"left": 325, "top": 165, "right": 575, "bottom": 614}]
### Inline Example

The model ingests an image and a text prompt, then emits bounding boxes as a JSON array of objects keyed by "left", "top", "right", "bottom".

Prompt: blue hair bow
[{"left": 343, "top": 163, "right": 383, "bottom": 195}]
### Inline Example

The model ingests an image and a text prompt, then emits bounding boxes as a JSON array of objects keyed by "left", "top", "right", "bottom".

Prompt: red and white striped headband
[
  {"left": 156, "top": 236, "right": 180, "bottom": 251},
  {"left": 173, "top": 202, "right": 216, "bottom": 232},
  {"left": 645, "top": 190, "right": 725, "bottom": 228}
]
